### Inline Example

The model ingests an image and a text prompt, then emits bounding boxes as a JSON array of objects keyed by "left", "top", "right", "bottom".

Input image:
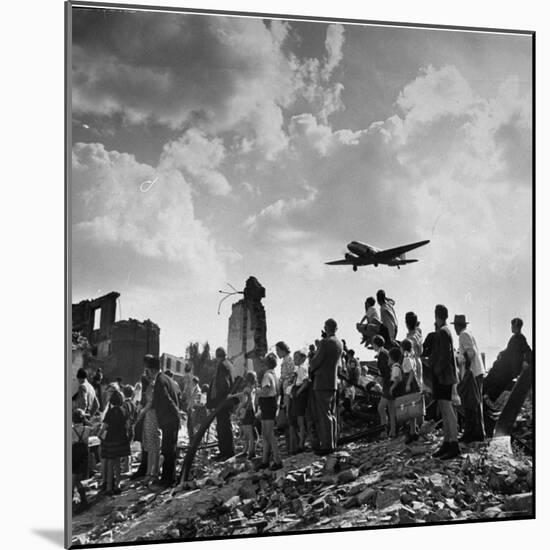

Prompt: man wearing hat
[{"left": 453, "top": 314, "right": 486, "bottom": 443}]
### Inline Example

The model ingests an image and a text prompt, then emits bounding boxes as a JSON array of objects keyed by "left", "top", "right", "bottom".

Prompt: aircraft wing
[
  {"left": 325, "top": 258, "right": 355, "bottom": 265},
  {"left": 376, "top": 239, "right": 430, "bottom": 260}
]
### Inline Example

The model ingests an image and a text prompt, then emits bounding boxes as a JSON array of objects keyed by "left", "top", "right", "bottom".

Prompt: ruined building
[
  {"left": 227, "top": 277, "right": 268, "bottom": 377},
  {"left": 72, "top": 291, "right": 160, "bottom": 384}
]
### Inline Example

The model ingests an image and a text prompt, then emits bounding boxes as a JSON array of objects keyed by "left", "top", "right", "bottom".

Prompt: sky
[{"left": 70, "top": 7, "right": 533, "bottom": 365}]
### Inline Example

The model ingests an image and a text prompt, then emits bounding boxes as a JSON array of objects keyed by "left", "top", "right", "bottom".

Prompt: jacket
[
  {"left": 152, "top": 372, "right": 181, "bottom": 428},
  {"left": 309, "top": 335, "right": 343, "bottom": 391}
]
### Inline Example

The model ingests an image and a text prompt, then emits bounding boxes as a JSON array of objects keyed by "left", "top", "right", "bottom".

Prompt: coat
[
  {"left": 152, "top": 372, "right": 181, "bottom": 428},
  {"left": 309, "top": 335, "right": 343, "bottom": 391}
]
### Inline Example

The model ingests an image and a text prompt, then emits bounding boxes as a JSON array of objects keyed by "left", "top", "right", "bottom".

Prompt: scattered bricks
[
  {"left": 359, "top": 461, "right": 373, "bottom": 474},
  {"left": 111, "top": 511, "right": 126, "bottom": 523},
  {"left": 504, "top": 492, "right": 533, "bottom": 513},
  {"left": 223, "top": 496, "right": 241, "bottom": 510},
  {"left": 483, "top": 506, "right": 503, "bottom": 519},
  {"left": 233, "top": 527, "right": 257, "bottom": 535},
  {"left": 376, "top": 488, "right": 401, "bottom": 510},
  {"left": 290, "top": 498, "right": 305, "bottom": 516},
  {"left": 337, "top": 468, "right": 359, "bottom": 484},
  {"left": 265, "top": 508, "right": 278, "bottom": 519},
  {"left": 138, "top": 493, "right": 156, "bottom": 505},
  {"left": 239, "top": 483, "right": 257, "bottom": 500},
  {"left": 323, "top": 456, "right": 339, "bottom": 474},
  {"left": 167, "top": 529, "right": 180, "bottom": 538},
  {"left": 488, "top": 469, "right": 508, "bottom": 492},
  {"left": 357, "top": 488, "right": 377, "bottom": 506},
  {"left": 400, "top": 493, "right": 414, "bottom": 506},
  {"left": 343, "top": 495, "right": 359, "bottom": 509}
]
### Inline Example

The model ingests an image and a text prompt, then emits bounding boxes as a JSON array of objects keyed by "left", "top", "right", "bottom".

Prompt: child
[
  {"left": 358, "top": 297, "right": 381, "bottom": 345},
  {"left": 121, "top": 385, "right": 136, "bottom": 474},
  {"left": 373, "top": 336, "right": 394, "bottom": 437},
  {"left": 402, "top": 339, "right": 421, "bottom": 443},
  {"left": 258, "top": 354, "right": 283, "bottom": 471},
  {"left": 186, "top": 376, "right": 203, "bottom": 441},
  {"left": 72, "top": 409, "right": 91, "bottom": 513},
  {"left": 290, "top": 349, "right": 310, "bottom": 453},
  {"left": 234, "top": 371, "right": 259, "bottom": 459},
  {"left": 100, "top": 390, "right": 131, "bottom": 495},
  {"left": 388, "top": 346, "right": 405, "bottom": 436}
]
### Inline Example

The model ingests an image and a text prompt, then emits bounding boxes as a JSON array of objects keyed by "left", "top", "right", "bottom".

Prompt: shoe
[
  {"left": 247, "top": 453, "right": 256, "bottom": 460},
  {"left": 255, "top": 462, "right": 270, "bottom": 471},
  {"left": 130, "top": 471, "right": 146, "bottom": 481},
  {"left": 432, "top": 442, "right": 450, "bottom": 458},
  {"left": 270, "top": 462, "right": 283, "bottom": 471},
  {"left": 112, "top": 487, "right": 122, "bottom": 495},
  {"left": 440, "top": 442, "right": 461, "bottom": 460},
  {"left": 314, "top": 448, "right": 332, "bottom": 456}
]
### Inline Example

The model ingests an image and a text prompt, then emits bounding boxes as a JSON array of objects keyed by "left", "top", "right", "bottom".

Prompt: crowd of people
[{"left": 72, "top": 289, "right": 532, "bottom": 512}]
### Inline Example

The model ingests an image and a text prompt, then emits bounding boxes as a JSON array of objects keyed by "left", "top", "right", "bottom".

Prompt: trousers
[
  {"left": 314, "top": 389, "right": 337, "bottom": 451},
  {"left": 216, "top": 407, "right": 235, "bottom": 457},
  {"left": 159, "top": 423, "right": 178, "bottom": 483}
]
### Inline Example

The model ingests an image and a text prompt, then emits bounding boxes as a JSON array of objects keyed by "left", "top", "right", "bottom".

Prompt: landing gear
[
  {"left": 353, "top": 265, "right": 358, "bottom": 272},
  {"left": 374, "top": 263, "right": 378, "bottom": 267}
]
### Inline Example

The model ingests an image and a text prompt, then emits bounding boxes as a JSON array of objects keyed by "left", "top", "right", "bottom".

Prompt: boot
[
  {"left": 76, "top": 488, "right": 88, "bottom": 513},
  {"left": 432, "top": 441, "right": 450, "bottom": 458},
  {"left": 440, "top": 441, "right": 461, "bottom": 460}
]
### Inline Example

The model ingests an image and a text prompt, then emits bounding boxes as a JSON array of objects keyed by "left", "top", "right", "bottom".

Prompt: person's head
[
  {"left": 105, "top": 383, "right": 119, "bottom": 403},
  {"left": 372, "top": 335, "right": 385, "bottom": 351},
  {"left": 201, "top": 383, "right": 209, "bottom": 394},
  {"left": 365, "top": 297, "right": 376, "bottom": 310},
  {"left": 192, "top": 375, "right": 200, "bottom": 386},
  {"left": 184, "top": 363, "right": 192, "bottom": 374},
  {"left": 405, "top": 311, "right": 419, "bottom": 332},
  {"left": 116, "top": 377, "right": 123, "bottom": 386},
  {"left": 434, "top": 304, "right": 448, "bottom": 329},
  {"left": 376, "top": 289, "right": 387, "bottom": 305},
  {"left": 324, "top": 318, "right": 338, "bottom": 336},
  {"left": 511, "top": 317, "right": 523, "bottom": 334},
  {"left": 244, "top": 371, "right": 258, "bottom": 388},
  {"left": 72, "top": 408, "right": 86, "bottom": 425},
  {"left": 265, "top": 353, "right": 277, "bottom": 370},
  {"left": 452, "top": 314, "right": 468, "bottom": 335},
  {"left": 165, "top": 369, "right": 173, "bottom": 378},
  {"left": 109, "top": 389, "right": 124, "bottom": 407},
  {"left": 275, "top": 341, "right": 290, "bottom": 358},
  {"left": 348, "top": 349, "right": 355, "bottom": 358},
  {"left": 143, "top": 354, "right": 160, "bottom": 380},
  {"left": 401, "top": 339, "right": 413, "bottom": 354},
  {"left": 293, "top": 349, "right": 307, "bottom": 366},
  {"left": 76, "top": 368, "right": 87, "bottom": 384},
  {"left": 389, "top": 346, "right": 403, "bottom": 364},
  {"left": 122, "top": 385, "right": 134, "bottom": 399},
  {"left": 215, "top": 347, "right": 227, "bottom": 362}
]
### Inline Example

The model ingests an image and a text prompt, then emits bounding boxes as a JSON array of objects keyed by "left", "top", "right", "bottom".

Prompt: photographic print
[{"left": 66, "top": 1, "right": 534, "bottom": 547}]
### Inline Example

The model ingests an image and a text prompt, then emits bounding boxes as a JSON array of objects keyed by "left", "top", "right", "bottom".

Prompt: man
[
  {"left": 372, "top": 335, "right": 394, "bottom": 438},
  {"left": 207, "top": 347, "right": 235, "bottom": 460},
  {"left": 145, "top": 354, "right": 181, "bottom": 487},
  {"left": 484, "top": 318, "right": 532, "bottom": 402},
  {"left": 309, "top": 318, "right": 343, "bottom": 455},
  {"left": 430, "top": 305, "right": 460, "bottom": 459},
  {"left": 452, "top": 314, "right": 486, "bottom": 443},
  {"left": 73, "top": 368, "right": 99, "bottom": 417}
]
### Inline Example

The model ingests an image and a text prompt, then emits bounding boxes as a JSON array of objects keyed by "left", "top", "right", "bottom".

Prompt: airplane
[{"left": 325, "top": 239, "right": 430, "bottom": 271}]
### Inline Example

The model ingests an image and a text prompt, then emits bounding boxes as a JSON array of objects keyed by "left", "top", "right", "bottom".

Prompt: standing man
[
  {"left": 145, "top": 354, "right": 181, "bottom": 487},
  {"left": 430, "top": 305, "right": 460, "bottom": 459},
  {"left": 309, "top": 318, "right": 343, "bottom": 455},
  {"left": 73, "top": 368, "right": 100, "bottom": 417},
  {"left": 452, "top": 314, "right": 486, "bottom": 443},
  {"left": 207, "top": 347, "right": 235, "bottom": 460}
]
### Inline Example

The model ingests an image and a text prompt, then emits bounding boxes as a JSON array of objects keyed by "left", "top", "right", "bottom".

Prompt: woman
[
  {"left": 275, "top": 341, "right": 295, "bottom": 454},
  {"left": 258, "top": 354, "right": 283, "bottom": 470},
  {"left": 377, "top": 289, "right": 398, "bottom": 344},
  {"left": 137, "top": 372, "right": 162, "bottom": 485}
]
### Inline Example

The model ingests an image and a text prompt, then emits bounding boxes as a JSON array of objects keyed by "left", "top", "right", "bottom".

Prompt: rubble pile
[{"left": 72, "top": 425, "right": 533, "bottom": 546}]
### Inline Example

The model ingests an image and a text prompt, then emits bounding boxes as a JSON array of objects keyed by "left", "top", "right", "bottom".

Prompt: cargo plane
[{"left": 326, "top": 239, "right": 430, "bottom": 271}]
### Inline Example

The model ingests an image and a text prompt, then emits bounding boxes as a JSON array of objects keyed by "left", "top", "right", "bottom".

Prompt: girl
[
  {"left": 72, "top": 409, "right": 91, "bottom": 512},
  {"left": 275, "top": 341, "right": 295, "bottom": 454},
  {"left": 290, "top": 349, "right": 310, "bottom": 453},
  {"left": 100, "top": 390, "right": 131, "bottom": 495},
  {"left": 258, "top": 354, "right": 282, "bottom": 471},
  {"left": 358, "top": 297, "right": 382, "bottom": 345},
  {"left": 402, "top": 339, "right": 421, "bottom": 443},
  {"left": 234, "top": 371, "right": 259, "bottom": 459},
  {"left": 137, "top": 372, "right": 162, "bottom": 485},
  {"left": 388, "top": 346, "right": 405, "bottom": 437}
]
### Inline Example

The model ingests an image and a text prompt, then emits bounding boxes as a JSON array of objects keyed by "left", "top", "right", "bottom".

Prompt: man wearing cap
[
  {"left": 430, "top": 305, "right": 460, "bottom": 459},
  {"left": 453, "top": 314, "right": 486, "bottom": 443},
  {"left": 309, "top": 318, "right": 343, "bottom": 455},
  {"left": 73, "top": 368, "right": 100, "bottom": 417}
]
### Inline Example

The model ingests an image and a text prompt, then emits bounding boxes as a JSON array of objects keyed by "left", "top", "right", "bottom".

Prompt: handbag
[{"left": 394, "top": 392, "right": 424, "bottom": 424}]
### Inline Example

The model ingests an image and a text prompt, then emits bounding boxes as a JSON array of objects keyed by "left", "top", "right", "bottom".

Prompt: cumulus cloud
[
  {"left": 72, "top": 10, "right": 347, "bottom": 161},
  {"left": 159, "top": 129, "right": 231, "bottom": 195},
  {"left": 72, "top": 142, "right": 229, "bottom": 289}
]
